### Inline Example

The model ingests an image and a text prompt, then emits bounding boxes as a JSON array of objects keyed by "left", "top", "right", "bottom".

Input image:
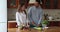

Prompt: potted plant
[{"left": 42, "top": 20, "right": 49, "bottom": 28}]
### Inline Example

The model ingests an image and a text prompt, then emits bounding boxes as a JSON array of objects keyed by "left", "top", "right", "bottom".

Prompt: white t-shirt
[{"left": 16, "top": 11, "right": 27, "bottom": 26}]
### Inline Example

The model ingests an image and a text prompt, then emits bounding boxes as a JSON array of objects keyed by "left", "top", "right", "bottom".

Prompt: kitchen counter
[
  {"left": 8, "top": 27, "right": 60, "bottom": 32},
  {"left": 44, "top": 27, "right": 60, "bottom": 32},
  {"left": 48, "top": 19, "right": 60, "bottom": 21},
  {"left": 8, "top": 21, "right": 16, "bottom": 22},
  {"left": 8, "top": 28, "right": 41, "bottom": 32}
]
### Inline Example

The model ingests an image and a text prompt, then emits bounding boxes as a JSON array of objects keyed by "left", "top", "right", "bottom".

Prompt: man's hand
[
  {"left": 32, "top": 21, "right": 35, "bottom": 25},
  {"left": 37, "top": 24, "right": 40, "bottom": 27},
  {"left": 32, "top": 21, "right": 36, "bottom": 26}
]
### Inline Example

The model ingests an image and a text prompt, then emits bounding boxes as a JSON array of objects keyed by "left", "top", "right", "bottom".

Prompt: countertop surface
[
  {"left": 48, "top": 19, "right": 60, "bottom": 21},
  {"left": 8, "top": 28, "right": 41, "bottom": 32},
  {"left": 8, "top": 21, "right": 16, "bottom": 22},
  {"left": 8, "top": 27, "right": 60, "bottom": 32}
]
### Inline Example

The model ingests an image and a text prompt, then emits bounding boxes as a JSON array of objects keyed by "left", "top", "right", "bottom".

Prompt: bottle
[{"left": 44, "top": 14, "right": 48, "bottom": 20}]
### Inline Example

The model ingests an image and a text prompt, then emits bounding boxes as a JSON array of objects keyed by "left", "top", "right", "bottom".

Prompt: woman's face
[{"left": 21, "top": 5, "right": 26, "bottom": 11}]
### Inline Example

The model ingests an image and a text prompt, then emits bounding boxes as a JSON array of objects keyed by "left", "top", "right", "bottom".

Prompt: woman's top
[{"left": 16, "top": 11, "right": 27, "bottom": 27}]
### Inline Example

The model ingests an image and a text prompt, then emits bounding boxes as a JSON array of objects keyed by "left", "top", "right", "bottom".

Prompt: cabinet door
[
  {"left": 7, "top": 0, "right": 18, "bottom": 8},
  {"left": 8, "top": 22, "right": 17, "bottom": 28},
  {"left": 19, "top": 0, "right": 29, "bottom": 8},
  {"left": 41, "top": 0, "right": 46, "bottom": 9},
  {"left": 50, "top": 0, "right": 54, "bottom": 9},
  {"left": 57, "top": 0, "right": 60, "bottom": 9}
]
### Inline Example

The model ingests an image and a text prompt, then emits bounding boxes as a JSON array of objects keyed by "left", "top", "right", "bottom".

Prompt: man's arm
[
  {"left": 38, "top": 9, "right": 43, "bottom": 26},
  {"left": 28, "top": 7, "right": 33, "bottom": 22},
  {"left": 28, "top": 7, "right": 36, "bottom": 25}
]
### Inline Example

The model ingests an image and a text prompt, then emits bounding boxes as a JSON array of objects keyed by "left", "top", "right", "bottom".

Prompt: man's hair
[{"left": 36, "top": 0, "right": 40, "bottom": 4}]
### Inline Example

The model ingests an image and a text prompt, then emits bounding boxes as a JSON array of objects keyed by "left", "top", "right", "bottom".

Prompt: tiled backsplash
[
  {"left": 43, "top": 9, "right": 60, "bottom": 19},
  {"left": 8, "top": 8, "right": 60, "bottom": 20},
  {"left": 8, "top": 8, "right": 17, "bottom": 20}
]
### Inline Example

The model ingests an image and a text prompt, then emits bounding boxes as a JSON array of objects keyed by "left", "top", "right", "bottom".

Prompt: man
[{"left": 28, "top": 0, "right": 43, "bottom": 27}]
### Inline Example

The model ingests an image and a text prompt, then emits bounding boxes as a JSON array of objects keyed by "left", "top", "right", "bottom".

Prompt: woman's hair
[
  {"left": 17, "top": 4, "right": 25, "bottom": 12},
  {"left": 17, "top": 4, "right": 27, "bottom": 15}
]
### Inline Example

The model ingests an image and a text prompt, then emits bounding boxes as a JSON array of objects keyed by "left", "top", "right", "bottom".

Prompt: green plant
[{"left": 42, "top": 20, "right": 49, "bottom": 25}]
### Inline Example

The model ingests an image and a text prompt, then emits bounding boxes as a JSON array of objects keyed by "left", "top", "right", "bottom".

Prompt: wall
[
  {"left": 0, "top": 0, "right": 7, "bottom": 32},
  {"left": 8, "top": 8, "right": 60, "bottom": 20}
]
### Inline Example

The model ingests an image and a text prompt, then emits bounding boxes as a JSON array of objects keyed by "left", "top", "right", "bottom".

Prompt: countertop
[
  {"left": 8, "top": 27, "right": 60, "bottom": 32},
  {"left": 8, "top": 28, "right": 40, "bottom": 32},
  {"left": 8, "top": 21, "right": 16, "bottom": 22}
]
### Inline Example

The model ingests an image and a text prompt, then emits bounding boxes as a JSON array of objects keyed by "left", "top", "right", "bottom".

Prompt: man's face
[{"left": 34, "top": 2, "right": 39, "bottom": 7}]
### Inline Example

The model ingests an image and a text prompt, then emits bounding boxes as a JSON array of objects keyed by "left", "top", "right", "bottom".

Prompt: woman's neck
[{"left": 20, "top": 9, "right": 23, "bottom": 12}]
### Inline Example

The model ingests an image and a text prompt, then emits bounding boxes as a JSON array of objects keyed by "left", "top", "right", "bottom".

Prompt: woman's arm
[{"left": 16, "top": 12, "right": 21, "bottom": 26}]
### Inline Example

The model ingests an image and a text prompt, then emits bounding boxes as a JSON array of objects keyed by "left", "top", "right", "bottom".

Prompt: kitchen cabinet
[
  {"left": 7, "top": 0, "right": 60, "bottom": 9},
  {"left": 54, "top": 0, "right": 58, "bottom": 9},
  {"left": 7, "top": 0, "right": 18, "bottom": 8},
  {"left": 8, "top": 22, "right": 17, "bottom": 28},
  {"left": 48, "top": 21, "right": 60, "bottom": 27},
  {"left": 41, "top": 0, "right": 46, "bottom": 9},
  {"left": 42, "top": 0, "right": 60, "bottom": 9},
  {"left": 57, "top": 0, "right": 60, "bottom": 9},
  {"left": 19, "top": 0, "right": 29, "bottom": 8},
  {"left": 7, "top": 0, "right": 29, "bottom": 8},
  {"left": 50, "top": 0, "right": 54, "bottom": 9}
]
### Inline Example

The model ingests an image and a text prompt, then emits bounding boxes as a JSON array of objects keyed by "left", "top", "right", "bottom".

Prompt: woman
[{"left": 16, "top": 4, "right": 28, "bottom": 30}]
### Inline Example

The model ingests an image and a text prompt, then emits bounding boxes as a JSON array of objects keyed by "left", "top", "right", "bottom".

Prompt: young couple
[{"left": 16, "top": 0, "right": 43, "bottom": 30}]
